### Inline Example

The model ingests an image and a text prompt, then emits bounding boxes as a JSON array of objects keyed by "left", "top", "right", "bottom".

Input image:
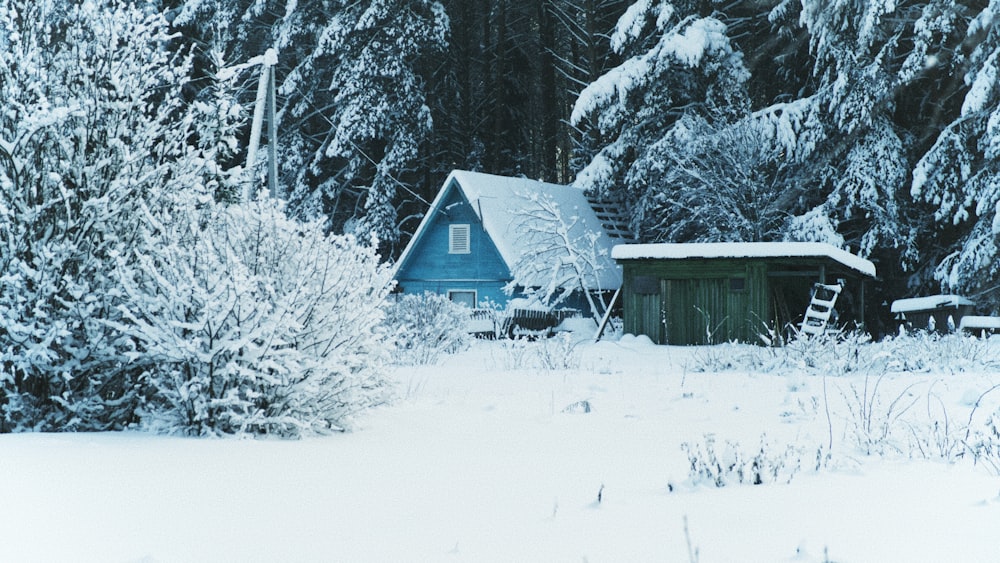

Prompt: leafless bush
[{"left": 681, "top": 434, "right": 824, "bottom": 487}]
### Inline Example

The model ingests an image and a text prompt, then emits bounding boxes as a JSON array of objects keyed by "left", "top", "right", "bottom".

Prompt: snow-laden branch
[{"left": 506, "top": 191, "right": 611, "bottom": 319}]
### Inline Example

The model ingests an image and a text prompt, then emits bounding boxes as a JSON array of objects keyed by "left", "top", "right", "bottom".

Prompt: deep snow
[{"left": 1, "top": 336, "right": 999, "bottom": 562}]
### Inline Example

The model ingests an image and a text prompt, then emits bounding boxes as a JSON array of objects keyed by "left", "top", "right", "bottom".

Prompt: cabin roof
[
  {"left": 396, "top": 170, "right": 622, "bottom": 289},
  {"left": 611, "top": 242, "right": 877, "bottom": 278}
]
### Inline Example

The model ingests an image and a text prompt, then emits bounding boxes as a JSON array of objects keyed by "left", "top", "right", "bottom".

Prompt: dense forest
[{"left": 159, "top": 0, "right": 1000, "bottom": 312}]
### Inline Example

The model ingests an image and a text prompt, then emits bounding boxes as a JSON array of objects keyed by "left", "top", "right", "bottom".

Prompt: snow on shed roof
[
  {"left": 397, "top": 170, "right": 621, "bottom": 289},
  {"left": 959, "top": 316, "right": 1000, "bottom": 330},
  {"left": 611, "top": 242, "right": 877, "bottom": 278},
  {"left": 890, "top": 295, "right": 975, "bottom": 314}
]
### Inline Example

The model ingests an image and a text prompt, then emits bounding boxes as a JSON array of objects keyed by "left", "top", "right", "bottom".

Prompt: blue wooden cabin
[{"left": 393, "top": 170, "right": 624, "bottom": 320}]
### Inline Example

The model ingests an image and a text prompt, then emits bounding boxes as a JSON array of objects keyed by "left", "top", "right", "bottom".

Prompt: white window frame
[
  {"left": 449, "top": 224, "right": 471, "bottom": 254},
  {"left": 447, "top": 290, "right": 477, "bottom": 308}
]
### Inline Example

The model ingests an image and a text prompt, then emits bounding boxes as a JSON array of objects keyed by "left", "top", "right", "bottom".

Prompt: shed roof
[
  {"left": 396, "top": 170, "right": 622, "bottom": 289},
  {"left": 890, "top": 295, "right": 974, "bottom": 314},
  {"left": 611, "top": 242, "right": 877, "bottom": 278}
]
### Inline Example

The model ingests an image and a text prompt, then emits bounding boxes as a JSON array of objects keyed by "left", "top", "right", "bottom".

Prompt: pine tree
[
  {"left": 910, "top": 0, "right": 1000, "bottom": 305},
  {"left": 570, "top": 0, "right": 751, "bottom": 239}
]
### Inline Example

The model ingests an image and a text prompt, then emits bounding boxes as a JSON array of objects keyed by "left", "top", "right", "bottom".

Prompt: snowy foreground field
[{"left": 2, "top": 334, "right": 1000, "bottom": 562}]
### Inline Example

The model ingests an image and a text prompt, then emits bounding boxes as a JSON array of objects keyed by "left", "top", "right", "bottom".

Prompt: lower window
[{"left": 447, "top": 290, "right": 477, "bottom": 308}]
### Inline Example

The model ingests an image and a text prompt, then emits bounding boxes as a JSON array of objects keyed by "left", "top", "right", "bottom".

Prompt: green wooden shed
[{"left": 611, "top": 242, "right": 877, "bottom": 345}]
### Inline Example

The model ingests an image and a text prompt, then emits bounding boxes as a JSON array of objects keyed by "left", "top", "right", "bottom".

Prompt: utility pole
[
  {"left": 244, "top": 48, "right": 278, "bottom": 202},
  {"left": 266, "top": 59, "right": 278, "bottom": 199}
]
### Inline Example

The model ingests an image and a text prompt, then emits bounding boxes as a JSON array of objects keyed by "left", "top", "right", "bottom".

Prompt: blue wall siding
[
  {"left": 395, "top": 182, "right": 512, "bottom": 307},
  {"left": 397, "top": 280, "right": 513, "bottom": 307}
]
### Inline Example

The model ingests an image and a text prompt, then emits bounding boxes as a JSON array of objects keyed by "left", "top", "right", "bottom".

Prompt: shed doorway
[{"left": 662, "top": 278, "right": 731, "bottom": 345}]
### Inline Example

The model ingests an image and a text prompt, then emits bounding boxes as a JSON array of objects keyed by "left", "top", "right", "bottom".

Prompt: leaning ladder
[{"left": 800, "top": 283, "right": 842, "bottom": 336}]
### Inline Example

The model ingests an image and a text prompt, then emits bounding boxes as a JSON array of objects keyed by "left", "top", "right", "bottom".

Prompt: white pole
[
  {"left": 244, "top": 49, "right": 278, "bottom": 202},
  {"left": 267, "top": 64, "right": 278, "bottom": 199}
]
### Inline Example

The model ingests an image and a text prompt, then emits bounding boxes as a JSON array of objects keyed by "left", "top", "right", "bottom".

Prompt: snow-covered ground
[{"left": 2, "top": 335, "right": 1000, "bottom": 562}]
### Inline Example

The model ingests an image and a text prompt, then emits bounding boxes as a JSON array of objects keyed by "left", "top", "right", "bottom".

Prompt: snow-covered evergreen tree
[
  {"left": 570, "top": 0, "right": 751, "bottom": 238},
  {"left": 282, "top": 1, "right": 447, "bottom": 246},
  {"left": 171, "top": 0, "right": 448, "bottom": 250},
  {"left": 911, "top": 0, "right": 1000, "bottom": 305},
  {"left": 638, "top": 116, "right": 797, "bottom": 242},
  {"left": 114, "top": 194, "right": 395, "bottom": 437},
  {"left": 769, "top": 0, "right": 931, "bottom": 263},
  {"left": 0, "top": 0, "right": 213, "bottom": 430}
]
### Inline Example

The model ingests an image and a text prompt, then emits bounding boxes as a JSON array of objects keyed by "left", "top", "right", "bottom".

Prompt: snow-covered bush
[
  {"left": 877, "top": 331, "right": 1000, "bottom": 373},
  {"left": 966, "top": 409, "right": 1000, "bottom": 474},
  {"left": 384, "top": 292, "right": 470, "bottom": 365},
  {"left": 469, "top": 299, "right": 514, "bottom": 340},
  {"left": 841, "top": 372, "right": 921, "bottom": 457},
  {"left": 492, "top": 337, "right": 535, "bottom": 371},
  {"left": 535, "top": 332, "right": 582, "bottom": 370},
  {"left": 689, "top": 342, "right": 770, "bottom": 373},
  {"left": 113, "top": 196, "right": 395, "bottom": 437},
  {"left": 783, "top": 330, "right": 874, "bottom": 375},
  {"left": 841, "top": 376, "right": 999, "bottom": 462},
  {"left": 486, "top": 332, "right": 584, "bottom": 371},
  {"left": 689, "top": 331, "right": 1000, "bottom": 378},
  {"left": 0, "top": 0, "right": 213, "bottom": 431}
]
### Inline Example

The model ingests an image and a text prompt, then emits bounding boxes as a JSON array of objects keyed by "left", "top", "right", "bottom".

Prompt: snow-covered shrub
[
  {"left": 966, "top": 409, "right": 1000, "bottom": 474},
  {"left": 493, "top": 337, "right": 535, "bottom": 371},
  {"left": 113, "top": 196, "right": 394, "bottom": 437},
  {"left": 0, "top": 0, "right": 215, "bottom": 431},
  {"left": 688, "top": 331, "right": 1000, "bottom": 378},
  {"left": 689, "top": 341, "right": 770, "bottom": 373},
  {"left": 841, "top": 372, "right": 922, "bottom": 456},
  {"left": 681, "top": 434, "right": 821, "bottom": 487},
  {"left": 877, "top": 331, "right": 1000, "bottom": 373},
  {"left": 486, "top": 332, "right": 584, "bottom": 371},
  {"left": 839, "top": 375, "right": 990, "bottom": 461},
  {"left": 472, "top": 299, "right": 515, "bottom": 339},
  {"left": 783, "top": 330, "right": 874, "bottom": 375},
  {"left": 535, "top": 332, "right": 582, "bottom": 370},
  {"left": 384, "top": 292, "right": 470, "bottom": 365}
]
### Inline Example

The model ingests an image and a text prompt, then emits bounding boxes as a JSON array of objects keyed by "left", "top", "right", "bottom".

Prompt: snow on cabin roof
[
  {"left": 397, "top": 170, "right": 622, "bottom": 289},
  {"left": 890, "top": 295, "right": 975, "bottom": 314},
  {"left": 452, "top": 170, "right": 622, "bottom": 289},
  {"left": 611, "top": 242, "right": 877, "bottom": 278}
]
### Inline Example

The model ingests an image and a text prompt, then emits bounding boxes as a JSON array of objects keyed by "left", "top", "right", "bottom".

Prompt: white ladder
[{"left": 800, "top": 283, "right": 842, "bottom": 336}]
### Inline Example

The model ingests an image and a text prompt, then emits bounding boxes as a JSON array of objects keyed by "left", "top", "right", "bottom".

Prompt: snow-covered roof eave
[
  {"left": 611, "top": 242, "right": 877, "bottom": 278},
  {"left": 890, "top": 295, "right": 975, "bottom": 314},
  {"left": 392, "top": 171, "right": 465, "bottom": 276}
]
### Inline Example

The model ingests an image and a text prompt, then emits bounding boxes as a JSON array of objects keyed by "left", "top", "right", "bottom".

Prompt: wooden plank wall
[{"left": 623, "top": 259, "right": 769, "bottom": 345}]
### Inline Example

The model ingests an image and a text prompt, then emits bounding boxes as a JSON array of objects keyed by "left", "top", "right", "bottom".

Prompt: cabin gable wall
[{"left": 395, "top": 182, "right": 512, "bottom": 306}]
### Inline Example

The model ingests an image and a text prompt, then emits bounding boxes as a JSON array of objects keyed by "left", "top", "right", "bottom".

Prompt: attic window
[{"left": 449, "top": 224, "right": 471, "bottom": 254}]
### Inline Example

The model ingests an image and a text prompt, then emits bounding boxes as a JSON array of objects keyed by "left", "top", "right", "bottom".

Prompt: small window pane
[
  {"left": 633, "top": 276, "right": 658, "bottom": 295},
  {"left": 448, "top": 290, "right": 476, "bottom": 308},
  {"left": 449, "top": 224, "right": 471, "bottom": 254},
  {"left": 730, "top": 277, "right": 746, "bottom": 291}
]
